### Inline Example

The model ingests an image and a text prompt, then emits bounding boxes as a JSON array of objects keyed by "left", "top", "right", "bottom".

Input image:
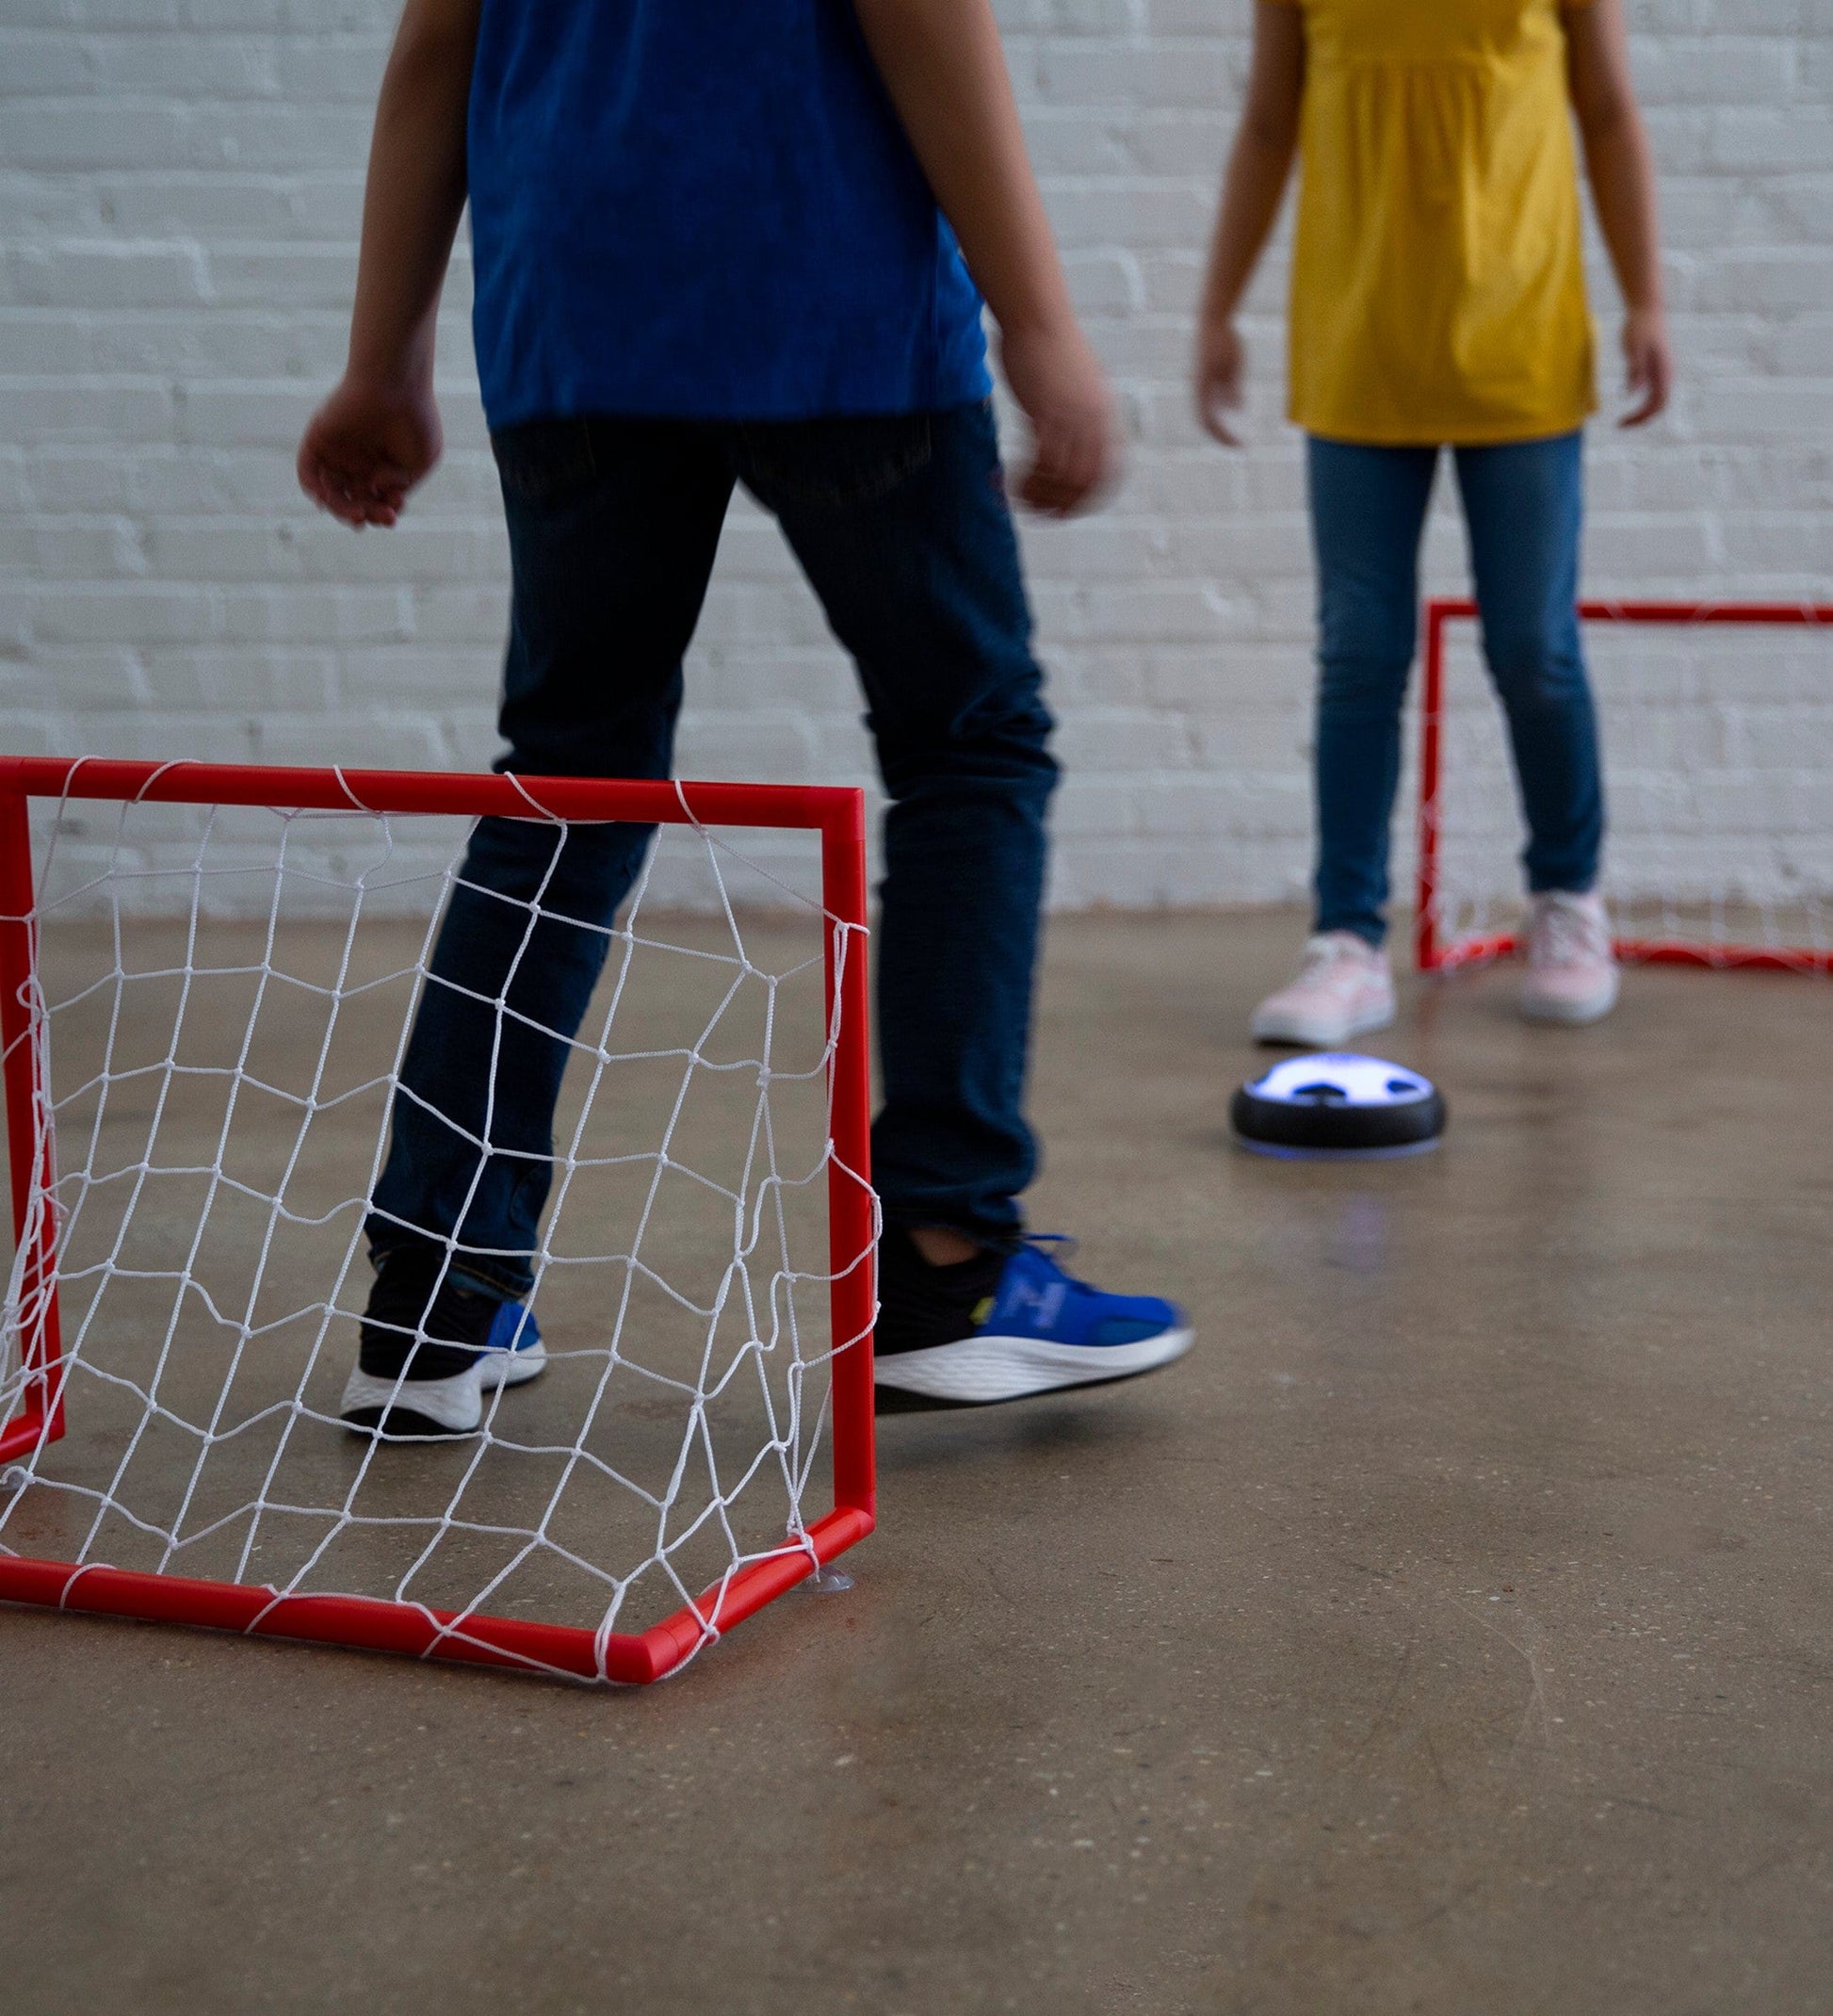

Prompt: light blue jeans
[{"left": 1306, "top": 431, "right": 1604, "bottom": 948}]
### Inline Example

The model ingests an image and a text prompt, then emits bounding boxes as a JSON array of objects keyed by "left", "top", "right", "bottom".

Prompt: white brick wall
[{"left": 3, "top": 0, "right": 1830, "bottom": 913}]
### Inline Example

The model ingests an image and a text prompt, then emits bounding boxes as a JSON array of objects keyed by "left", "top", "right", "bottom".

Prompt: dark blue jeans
[
  {"left": 367, "top": 403, "right": 1056, "bottom": 1296},
  {"left": 1307, "top": 431, "right": 1604, "bottom": 948}
]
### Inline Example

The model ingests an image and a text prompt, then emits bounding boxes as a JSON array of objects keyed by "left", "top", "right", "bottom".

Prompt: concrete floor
[{"left": 4, "top": 909, "right": 1831, "bottom": 2014}]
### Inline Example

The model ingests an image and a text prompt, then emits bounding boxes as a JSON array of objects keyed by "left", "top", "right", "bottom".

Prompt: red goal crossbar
[
  {"left": 0, "top": 757, "right": 877, "bottom": 1684},
  {"left": 1413, "top": 599, "right": 1833, "bottom": 976}
]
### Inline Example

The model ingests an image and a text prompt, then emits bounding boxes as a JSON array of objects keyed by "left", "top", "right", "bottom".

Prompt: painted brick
[{"left": 0, "top": 0, "right": 1827, "bottom": 919}]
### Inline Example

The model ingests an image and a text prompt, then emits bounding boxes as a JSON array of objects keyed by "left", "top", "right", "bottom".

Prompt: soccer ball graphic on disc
[{"left": 1230, "top": 1053, "right": 1447, "bottom": 1160}]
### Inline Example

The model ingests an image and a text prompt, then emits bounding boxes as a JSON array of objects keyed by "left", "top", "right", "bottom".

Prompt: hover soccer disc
[{"left": 1229, "top": 1053, "right": 1447, "bottom": 1160}]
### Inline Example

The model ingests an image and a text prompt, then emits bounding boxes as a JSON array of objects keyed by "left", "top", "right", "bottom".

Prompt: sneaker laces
[
  {"left": 1294, "top": 935, "right": 1374, "bottom": 995},
  {"left": 1018, "top": 1232, "right": 1086, "bottom": 1283},
  {"left": 1532, "top": 896, "right": 1610, "bottom": 969}
]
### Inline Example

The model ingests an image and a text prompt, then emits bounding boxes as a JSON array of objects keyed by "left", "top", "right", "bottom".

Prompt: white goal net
[
  {"left": 1417, "top": 602, "right": 1833, "bottom": 971},
  {"left": 0, "top": 763, "right": 876, "bottom": 1683}
]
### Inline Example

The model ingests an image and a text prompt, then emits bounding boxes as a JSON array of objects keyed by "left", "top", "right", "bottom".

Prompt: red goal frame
[
  {"left": 0, "top": 756, "right": 877, "bottom": 1684},
  {"left": 1414, "top": 598, "right": 1833, "bottom": 975}
]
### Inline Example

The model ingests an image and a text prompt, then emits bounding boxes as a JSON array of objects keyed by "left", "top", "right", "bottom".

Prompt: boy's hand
[
  {"left": 1618, "top": 305, "right": 1673, "bottom": 428},
  {"left": 998, "top": 318, "right": 1119, "bottom": 516},
  {"left": 1194, "top": 312, "right": 1246, "bottom": 446},
  {"left": 298, "top": 376, "right": 443, "bottom": 528}
]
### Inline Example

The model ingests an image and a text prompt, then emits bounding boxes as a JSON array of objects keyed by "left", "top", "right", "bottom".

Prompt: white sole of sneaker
[
  {"left": 340, "top": 1362, "right": 483, "bottom": 1437},
  {"left": 1519, "top": 972, "right": 1621, "bottom": 1026},
  {"left": 478, "top": 1339, "right": 547, "bottom": 1390},
  {"left": 1250, "top": 996, "right": 1396, "bottom": 1049},
  {"left": 873, "top": 1325, "right": 1193, "bottom": 1406}
]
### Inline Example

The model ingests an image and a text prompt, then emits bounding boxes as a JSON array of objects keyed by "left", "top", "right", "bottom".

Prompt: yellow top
[{"left": 1275, "top": 0, "right": 1597, "bottom": 445}]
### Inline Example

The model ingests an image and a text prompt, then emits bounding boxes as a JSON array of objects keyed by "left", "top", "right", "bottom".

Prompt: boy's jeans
[
  {"left": 1306, "top": 430, "right": 1605, "bottom": 948},
  {"left": 367, "top": 402, "right": 1056, "bottom": 1298}
]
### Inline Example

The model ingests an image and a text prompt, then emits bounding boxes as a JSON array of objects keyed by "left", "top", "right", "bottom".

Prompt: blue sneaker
[
  {"left": 873, "top": 1232, "right": 1191, "bottom": 1407},
  {"left": 479, "top": 1300, "right": 547, "bottom": 1390}
]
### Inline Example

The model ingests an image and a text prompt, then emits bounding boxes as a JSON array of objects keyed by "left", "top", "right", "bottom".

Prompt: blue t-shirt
[{"left": 466, "top": 1, "right": 993, "bottom": 427}]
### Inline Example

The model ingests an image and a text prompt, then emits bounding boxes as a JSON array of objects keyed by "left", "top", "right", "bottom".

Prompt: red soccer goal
[
  {"left": 1414, "top": 598, "right": 1833, "bottom": 975},
  {"left": 0, "top": 757, "right": 876, "bottom": 1684}
]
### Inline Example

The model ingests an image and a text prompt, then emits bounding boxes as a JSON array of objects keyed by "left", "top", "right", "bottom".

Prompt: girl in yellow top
[{"left": 1196, "top": 0, "right": 1672, "bottom": 1039}]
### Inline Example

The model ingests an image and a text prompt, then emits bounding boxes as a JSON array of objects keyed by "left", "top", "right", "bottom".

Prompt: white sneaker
[
  {"left": 1250, "top": 932, "right": 1397, "bottom": 1048},
  {"left": 1519, "top": 890, "right": 1619, "bottom": 1024}
]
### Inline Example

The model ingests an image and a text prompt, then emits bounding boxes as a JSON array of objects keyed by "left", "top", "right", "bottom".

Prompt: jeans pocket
[
  {"left": 738, "top": 413, "right": 933, "bottom": 510},
  {"left": 491, "top": 417, "right": 598, "bottom": 508}
]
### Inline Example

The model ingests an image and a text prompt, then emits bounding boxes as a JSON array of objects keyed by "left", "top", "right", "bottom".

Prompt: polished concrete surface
[{"left": 4, "top": 910, "right": 1830, "bottom": 2013}]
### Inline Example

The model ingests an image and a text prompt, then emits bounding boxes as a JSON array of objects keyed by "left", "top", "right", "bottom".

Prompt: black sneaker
[{"left": 339, "top": 1246, "right": 502, "bottom": 1438}]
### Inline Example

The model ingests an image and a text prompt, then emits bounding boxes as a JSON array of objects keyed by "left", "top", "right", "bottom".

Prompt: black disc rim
[{"left": 1229, "top": 1084, "right": 1448, "bottom": 1151}]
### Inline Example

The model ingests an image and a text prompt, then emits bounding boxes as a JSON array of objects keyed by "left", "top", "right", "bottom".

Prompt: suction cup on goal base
[{"left": 1230, "top": 1053, "right": 1446, "bottom": 1160}]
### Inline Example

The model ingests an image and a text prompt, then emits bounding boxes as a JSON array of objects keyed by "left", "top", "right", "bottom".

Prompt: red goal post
[
  {"left": 1413, "top": 598, "right": 1833, "bottom": 976},
  {"left": 0, "top": 757, "right": 877, "bottom": 1685}
]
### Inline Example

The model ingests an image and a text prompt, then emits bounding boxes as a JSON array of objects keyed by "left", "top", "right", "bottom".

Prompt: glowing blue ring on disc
[{"left": 1230, "top": 1052, "right": 1447, "bottom": 1159}]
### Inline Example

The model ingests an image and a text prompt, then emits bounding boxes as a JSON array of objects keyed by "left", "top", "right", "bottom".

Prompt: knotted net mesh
[{"left": 0, "top": 779, "right": 874, "bottom": 1679}]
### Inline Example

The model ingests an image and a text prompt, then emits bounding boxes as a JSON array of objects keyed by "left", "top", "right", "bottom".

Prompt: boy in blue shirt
[{"left": 299, "top": 0, "right": 1191, "bottom": 1434}]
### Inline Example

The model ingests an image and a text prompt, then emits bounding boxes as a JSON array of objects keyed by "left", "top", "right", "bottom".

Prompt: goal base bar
[
  {"left": 0, "top": 1504, "right": 873, "bottom": 1685},
  {"left": 1429, "top": 935, "right": 1833, "bottom": 977}
]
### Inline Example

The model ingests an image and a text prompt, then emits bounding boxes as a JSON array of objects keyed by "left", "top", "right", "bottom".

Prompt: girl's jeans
[{"left": 1307, "top": 430, "right": 1604, "bottom": 948}]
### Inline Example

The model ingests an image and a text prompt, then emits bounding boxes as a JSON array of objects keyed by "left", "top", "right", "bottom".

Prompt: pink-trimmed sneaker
[
  {"left": 1519, "top": 890, "right": 1619, "bottom": 1024},
  {"left": 1250, "top": 932, "right": 1397, "bottom": 1048}
]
